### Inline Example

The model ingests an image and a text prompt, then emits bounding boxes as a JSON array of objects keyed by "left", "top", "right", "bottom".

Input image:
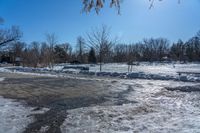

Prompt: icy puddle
[{"left": 61, "top": 79, "right": 200, "bottom": 133}]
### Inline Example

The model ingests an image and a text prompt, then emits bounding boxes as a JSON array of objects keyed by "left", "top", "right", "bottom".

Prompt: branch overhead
[{"left": 0, "top": 26, "right": 22, "bottom": 46}]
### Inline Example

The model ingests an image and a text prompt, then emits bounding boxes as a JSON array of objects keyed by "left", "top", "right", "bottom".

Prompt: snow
[
  {"left": 89, "top": 63, "right": 176, "bottom": 74},
  {"left": 13, "top": 71, "right": 59, "bottom": 77},
  {"left": 61, "top": 104, "right": 200, "bottom": 133},
  {"left": 39, "top": 126, "right": 50, "bottom": 132},
  {"left": 1, "top": 63, "right": 200, "bottom": 132},
  {"left": 89, "top": 63, "right": 200, "bottom": 74},
  {"left": 0, "top": 96, "right": 49, "bottom": 133},
  {"left": 54, "top": 63, "right": 200, "bottom": 82},
  {"left": 61, "top": 79, "right": 200, "bottom": 133},
  {"left": 0, "top": 97, "right": 33, "bottom": 133},
  {"left": 0, "top": 77, "right": 5, "bottom": 82},
  {"left": 0, "top": 66, "right": 59, "bottom": 77},
  {"left": 0, "top": 67, "right": 12, "bottom": 73},
  {"left": 1, "top": 63, "right": 200, "bottom": 82}
]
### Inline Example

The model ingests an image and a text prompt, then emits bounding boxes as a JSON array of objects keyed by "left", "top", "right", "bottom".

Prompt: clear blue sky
[{"left": 0, "top": 0, "right": 200, "bottom": 46}]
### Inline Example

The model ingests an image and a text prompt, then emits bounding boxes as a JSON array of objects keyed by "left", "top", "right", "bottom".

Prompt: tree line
[
  {"left": 0, "top": 25, "right": 200, "bottom": 68},
  {"left": 113, "top": 36, "right": 200, "bottom": 63}
]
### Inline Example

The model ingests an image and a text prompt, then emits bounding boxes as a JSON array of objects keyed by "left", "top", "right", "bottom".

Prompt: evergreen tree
[
  {"left": 88, "top": 47, "right": 96, "bottom": 64},
  {"left": 54, "top": 45, "right": 67, "bottom": 63}
]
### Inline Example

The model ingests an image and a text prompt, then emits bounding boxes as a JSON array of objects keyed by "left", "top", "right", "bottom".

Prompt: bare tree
[
  {"left": 76, "top": 36, "right": 86, "bottom": 63},
  {"left": 171, "top": 39, "right": 185, "bottom": 61},
  {"left": 40, "top": 42, "right": 51, "bottom": 67},
  {"left": 0, "top": 26, "right": 22, "bottom": 46},
  {"left": 87, "top": 25, "right": 115, "bottom": 71},
  {"left": 61, "top": 43, "right": 73, "bottom": 62},
  {"left": 30, "top": 42, "right": 40, "bottom": 67},
  {"left": 142, "top": 38, "right": 169, "bottom": 61},
  {"left": 46, "top": 33, "right": 57, "bottom": 68},
  {"left": 11, "top": 41, "right": 25, "bottom": 65},
  {"left": 196, "top": 30, "right": 200, "bottom": 39},
  {"left": 88, "top": 47, "right": 97, "bottom": 63}
]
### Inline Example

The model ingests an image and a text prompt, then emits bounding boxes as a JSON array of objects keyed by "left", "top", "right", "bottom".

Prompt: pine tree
[{"left": 88, "top": 47, "right": 96, "bottom": 64}]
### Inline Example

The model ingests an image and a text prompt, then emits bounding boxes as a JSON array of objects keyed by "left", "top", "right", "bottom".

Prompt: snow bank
[
  {"left": 81, "top": 71, "right": 200, "bottom": 82},
  {"left": 72, "top": 63, "right": 200, "bottom": 82}
]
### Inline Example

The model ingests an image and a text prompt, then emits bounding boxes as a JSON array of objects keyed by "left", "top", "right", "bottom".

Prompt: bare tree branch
[
  {"left": 82, "top": 0, "right": 181, "bottom": 14},
  {"left": 0, "top": 26, "right": 22, "bottom": 46},
  {"left": 46, "top": 33, "right": 57, "bottom": 68},
  {"left": 82, "top": 0, "right": 121, "bottom": 14}
]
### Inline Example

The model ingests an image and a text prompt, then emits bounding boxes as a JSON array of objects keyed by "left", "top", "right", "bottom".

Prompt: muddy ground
[{"left": 0, "top": 73, "right": 134, "bottom": 133}]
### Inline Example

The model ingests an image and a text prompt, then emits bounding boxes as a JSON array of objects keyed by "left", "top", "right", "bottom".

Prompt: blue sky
[{"left": 0, "top": 0, "right": 200, "bottom": 46}]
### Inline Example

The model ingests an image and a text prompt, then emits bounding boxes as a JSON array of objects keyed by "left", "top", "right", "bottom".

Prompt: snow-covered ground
[
  {"left": 54, "top": 62, "right": 200, "bottom": 74},
  {"left": 90, "top": 63, "right": 200, "bottom": 74},
  {"left": 0, "top": 96, "right": 32, "bottom": 133},
  {"left": 0, "top": 96, "right": 49, "bottom": 133},
  {"left": 1, "top": 63, "right": 200, "bottom": 82},
  {"left": 1, "top": 63, "right": 200, "bottom": 132},
  {"left": 0, "top": 77, "right": 5, "bottom": 82},
  {"left": 61, "top": 79, "right": 200, "bottom": 133},
  {"left": 0, "top": 67, "right": 11, "bottom": 73},
  {"left": 48, "top": 63, "right": 200, "bottom": 82},
  {"left": 0, "top": 67, "right": 59, "bottom": 78}
]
